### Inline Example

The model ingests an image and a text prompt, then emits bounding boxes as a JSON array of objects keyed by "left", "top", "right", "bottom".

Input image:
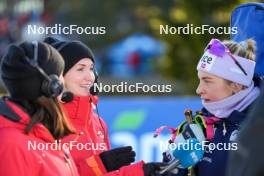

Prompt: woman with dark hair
[
  {"left": 0, "top": 41, "right": 79, "bottom": 176},
  {"left": 44, "top": 37, "right": 166, "bottom": 176}
]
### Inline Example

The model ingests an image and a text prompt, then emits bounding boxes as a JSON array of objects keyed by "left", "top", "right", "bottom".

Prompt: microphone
[
  {"left": 160, "top": 138, "right": 204, "bottom": 174},
  {"left": 61, "top": 91, "right": 74, "bottom": 103},
  {"left": 160, "top": 123, "right": 205, "bottom": 174},
  {"left": 175, "top": 123, "right": 205, "bottom": 144},
  {"left": 90, "top": 75, "right": 99, "bottom": 95},
  {"left": 89, "top": 84, "right": 99, "bottom": 95}
]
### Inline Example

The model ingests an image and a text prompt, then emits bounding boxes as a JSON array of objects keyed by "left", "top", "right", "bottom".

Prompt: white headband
[{"left": 197, "top": 50, "right": 255, "bottom": 86}]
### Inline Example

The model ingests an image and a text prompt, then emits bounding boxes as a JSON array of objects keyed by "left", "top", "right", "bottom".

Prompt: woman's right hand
[
  {"left": 99, "top": 146, "right": 136, "bottom": 172},
  {"left": 143, "top": 162, "right": 169, "bottom": 176}
]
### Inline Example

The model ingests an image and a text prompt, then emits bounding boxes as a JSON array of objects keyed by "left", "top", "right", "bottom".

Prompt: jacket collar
[
  {"left": 0, "top": 97, "right": 55, "bottom": 143},
  {"left": 62, "top": 95, "right": 98, "bottom": 121},
  {"left": 202, "top": 99, "right": 256, "bottom": 125}
]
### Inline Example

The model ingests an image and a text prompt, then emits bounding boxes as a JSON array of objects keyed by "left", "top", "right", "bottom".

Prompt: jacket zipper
[{"left": 63, "top": 151, "right": 76, "bottom": 176}]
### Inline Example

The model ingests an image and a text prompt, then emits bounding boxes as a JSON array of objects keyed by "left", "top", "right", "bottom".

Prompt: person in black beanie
[
  {"left": 45, "top": 37, "right": 97, "bottom": 99},
  {"left": 44, "top": 37, "right": 167, "bottom": 176},
  {"left": 44, "top": 36, "right": 95, "bottom": 75},
  {"left": 0, "top": 41, "right": 79, "bottom": 176},
  {"left": 1, "top": 41, "right": 64, "bottom": 100}
]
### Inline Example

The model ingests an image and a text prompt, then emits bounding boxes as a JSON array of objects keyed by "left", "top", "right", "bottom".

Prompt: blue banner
[{"left": 99, "top": 96, "right": 202, "bottom": 162}]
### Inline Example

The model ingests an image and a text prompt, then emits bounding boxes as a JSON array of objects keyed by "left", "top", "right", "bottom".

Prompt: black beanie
[
  {"left": 1, "top": 41, "right": 64, "bottom": 100},
  {"left": 44, "top": 37, "right": 95, "bottom": 75}
]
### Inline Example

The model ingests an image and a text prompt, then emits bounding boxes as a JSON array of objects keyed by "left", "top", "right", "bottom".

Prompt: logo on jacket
[{"left": 97, "top": 131, "right": 104, "bottom": 139}]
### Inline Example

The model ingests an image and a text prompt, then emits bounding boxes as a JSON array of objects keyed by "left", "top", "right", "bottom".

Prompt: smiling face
[
  {"left": 196, "top": 71, "right": 243, "bottom": 103},
  {"left": 64, "top": 58, "right": 95, "bottom": 96}
]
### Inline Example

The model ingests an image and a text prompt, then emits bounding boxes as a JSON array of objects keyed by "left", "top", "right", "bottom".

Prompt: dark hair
[{"left": 25, "top": 96, "right": 75, "bottom": 139}]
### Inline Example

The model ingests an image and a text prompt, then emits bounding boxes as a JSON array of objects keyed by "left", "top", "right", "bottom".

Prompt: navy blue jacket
[
  {"left": 164, "top": 104, "right": 255, "bottom": 176},
  {"left": 195, "top": 107, "right": 252, "bottom": 176},
  {"left": 163, "top": 79, "right": 262, "bottom": 176}
]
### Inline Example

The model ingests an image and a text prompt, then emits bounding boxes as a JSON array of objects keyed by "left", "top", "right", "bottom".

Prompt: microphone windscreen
[
  {"left": 173, "top": 138, "right": 204, "bottom": 168},
  {"left": 61, "top": 91, "right": 74, "bottom": 103},
  {"left": 90, "top": 83, "right": 99, "bottom": 95}
]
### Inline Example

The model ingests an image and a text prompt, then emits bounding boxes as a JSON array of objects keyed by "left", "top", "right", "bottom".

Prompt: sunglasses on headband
[{"left": 205, "top": 39, "right": 247, "bottom": 76}]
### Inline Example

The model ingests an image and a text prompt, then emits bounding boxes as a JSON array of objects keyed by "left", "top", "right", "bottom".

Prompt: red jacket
[
  {"left": 0, "top": 98, "right": 79, "bottom": 176},
  {"left": 61, "top": 96, "right": 145, "bottom": 176}
]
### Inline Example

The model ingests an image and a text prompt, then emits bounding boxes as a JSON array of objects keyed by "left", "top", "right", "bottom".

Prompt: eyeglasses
[{"left": 205, "top": 39, "right": 247, "bottom": 76}]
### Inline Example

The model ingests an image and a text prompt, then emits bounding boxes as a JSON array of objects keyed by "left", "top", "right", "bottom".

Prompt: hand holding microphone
[
  {"left": 160, "top": 138, "right": 204, "bottom": 174},
  {"left": 144, "top": 122, "right": 205, "bottom": 175},
  {"left": 143, "top": 162, "right": 168, "bottom": 176},
  {"left": 160, "top": 122, "right": 206, "bottom": 174}
]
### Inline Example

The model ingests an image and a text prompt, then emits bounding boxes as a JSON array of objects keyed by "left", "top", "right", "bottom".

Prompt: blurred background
[{"left": 0, "top": 0, "right": 262, "bottom": 162}]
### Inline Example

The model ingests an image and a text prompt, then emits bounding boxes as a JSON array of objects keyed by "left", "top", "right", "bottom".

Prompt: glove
[
  {"left": 99, "top": 146, "right": 136, "bottom": 172},
  {"left": 143, "top": 162, "right": 168, "bottom": 176}
]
